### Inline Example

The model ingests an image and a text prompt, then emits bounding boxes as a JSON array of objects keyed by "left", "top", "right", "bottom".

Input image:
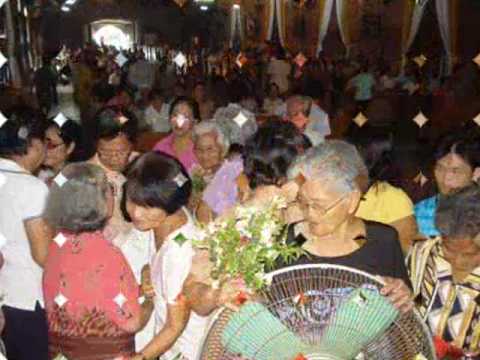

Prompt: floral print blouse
[{"left": 43, "top": 231, "right": 141, "bottom": 338}]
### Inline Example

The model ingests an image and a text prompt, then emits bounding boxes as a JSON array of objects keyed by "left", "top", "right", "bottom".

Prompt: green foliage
[{"left": 195, "top": 197, "right": 304, "bottom": 291}]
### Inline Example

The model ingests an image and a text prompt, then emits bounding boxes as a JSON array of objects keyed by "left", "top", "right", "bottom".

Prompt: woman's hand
[
  {"left": 380, "top": 277, "right": 414, "bottom": 314},
  {"left": 140, "top": 265, "right": 155, "bottom": 299},
  {"left": 216, "top": 278, "right": 251, "bottom": 308}
]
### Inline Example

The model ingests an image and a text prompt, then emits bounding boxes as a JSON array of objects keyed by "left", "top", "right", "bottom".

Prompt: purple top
[
  {"left": 202, "top": 156, "right": 244, "bottom": 216},
  {"left": 153, "top": 133, "right": 198, "bottom": 172}
]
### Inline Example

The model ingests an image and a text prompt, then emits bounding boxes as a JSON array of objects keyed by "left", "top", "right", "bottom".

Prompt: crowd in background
[{"left": 1, "top": 39, "right": 480, "bottom": 359}]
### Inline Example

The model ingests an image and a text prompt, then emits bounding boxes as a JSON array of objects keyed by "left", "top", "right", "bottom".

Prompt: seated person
[
  {"left": 144, "top": 90, "right": 171, "bottom": 133},
  {"left": 408, "top": 185, "right": 480, "bottom": 356},
  {"left": 153, "top": 97, "right": 199, "bottom": 172},
  {"left": 262, "top": 82, "right": 284, "bottom": 116},
  {"left": 279, "top": 141, "right": 412, "bottom": 313},
  {"left": 190, "top": 121, "right": 244, "bottom": 223},
  {"left": 348, "top": 127, "right": 417, "bottom": 253},
  {"left": 415, "top": 133, "right": 480, "bottom": 238},
  {"left": 277, "top": 95, "right": 331, "bottom": 146}
]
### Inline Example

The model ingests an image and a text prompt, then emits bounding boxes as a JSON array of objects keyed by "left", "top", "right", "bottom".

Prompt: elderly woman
[
  {"left": 42, "top": 163, "right": 153, "bottom": 359},
  {"left": 348, "top": 128, "right": 418, "bottom": 252},
  {"left": 38, "top": 118, "right": 85, "bottom": 185},
  {"left": 282, "top": 141, "right": 412, "bottom": 313},
  {"left": 123, "top": 152, "right": 210, "bottom": 360},
  {"left": 153, "top": 97, "right": 199, "bottom": 172},
  {"left": 408, "top": 185, "right": 480, "bottom": 356},
  {"left": 276, "top": 95, "right": 331, "bottom": 146},
  {"left": 415, "top": 133, "right": 480, "bottom": 237},
  {"left": 190, "top": 121, "right": 247, "bottom": 222}
]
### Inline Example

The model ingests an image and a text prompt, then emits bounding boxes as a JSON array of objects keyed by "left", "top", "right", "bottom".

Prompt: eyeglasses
[
  {"left": 299, "top": 194, "right": 348, "bottom": 216},
  {"left": 97, "top": 147, "right": 132, "bottom": 159},
  {"left": 434, "top": 164, "right": 472, "bottom": 177},
  {"left": 46, "top": 141, "right": 65, "bottom": 150}
]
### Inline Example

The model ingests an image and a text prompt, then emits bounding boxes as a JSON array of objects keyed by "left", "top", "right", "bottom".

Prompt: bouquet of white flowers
[{"left": 195, "top": 196, "right": 303, "bottom": 291}]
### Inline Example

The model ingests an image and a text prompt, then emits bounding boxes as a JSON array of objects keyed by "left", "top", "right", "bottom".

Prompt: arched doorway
[{"left": 89, "top": 19, "right": 136, "bottom": 50}]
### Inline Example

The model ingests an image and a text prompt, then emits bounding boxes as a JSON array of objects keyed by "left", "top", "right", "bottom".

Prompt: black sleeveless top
[{"left": 276, "top": 220, "right": 410, "bottom": 285}]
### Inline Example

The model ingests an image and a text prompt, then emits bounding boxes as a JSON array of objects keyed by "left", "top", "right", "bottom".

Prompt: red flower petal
[
  {"left": 234, "top": 291, "right": 248, "bottom": 306},
  {"left": 293, "top": 354, "right": 307, "bottom": 360}
]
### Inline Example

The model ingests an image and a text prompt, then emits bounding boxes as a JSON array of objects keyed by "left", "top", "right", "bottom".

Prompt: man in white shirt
[
  {"left": 267, "top": 51, "right": 292, "bottom": 95},
  {"left": 0, "top": 113, "right": 50, "bottom": 359},
  {"left": 144, "top": 90, "right": 171, "bottom": 132}
]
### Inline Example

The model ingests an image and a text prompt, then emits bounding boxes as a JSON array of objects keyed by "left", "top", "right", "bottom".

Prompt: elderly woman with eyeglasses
[
  {"left": 153, "top": 97, "right": 199, "bottom": 172},
  {"left": 42, "top": 163, "right": 153, "bottom": 359},
  {"left": 281, "top": 141, "right": 413, "bottom": 313}
]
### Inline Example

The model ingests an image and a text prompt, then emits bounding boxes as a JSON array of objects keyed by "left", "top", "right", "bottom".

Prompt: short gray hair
[
  {"left": 44, "top": 163, "right": 110, "bottom": 233},
  {"left": 436, "top": 185, "right": 480, "bottom": 240},
  {"left": 192, "top": 120, "right": 230, "bottom": 155},
  {"left": 213, "top": 104, "right": 258, "bottom": 146},
  {"left": 288, "top": 140, "right": 366, "bottom": 195}
]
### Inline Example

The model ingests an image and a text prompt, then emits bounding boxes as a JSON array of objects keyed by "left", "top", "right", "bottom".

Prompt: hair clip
[
  {"left": 233, "top": 112, "right": 248, "bottom": 128},
  {"left": 173, "top": 173, "right": 188, "bottom": 187},
  {"left": 117, "top": 114, "right": 129, "bottom": 125},
  {"left": 17, "top": 126, "right": 29, "bottom": 140},
  {"left": 0, "top": 111, "right": 8, "bottom": 128},
  {"left": 53, "top": 172, "right": 68, "bottom": 187},
  {"left": 175, "top": 114, "right": 188, "bottom": 127},
  {"left": 53, "top": 113, "right": 68, "bottom": 128}
]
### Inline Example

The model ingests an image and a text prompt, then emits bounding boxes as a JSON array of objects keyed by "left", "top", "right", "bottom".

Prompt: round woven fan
[{"left": 198, "top": 264, "right": 436, "bottom": 360}]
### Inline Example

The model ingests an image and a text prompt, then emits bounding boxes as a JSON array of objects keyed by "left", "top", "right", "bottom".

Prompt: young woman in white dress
[{"left": 123, "top": 152, "right": 220, "bottom": 360}]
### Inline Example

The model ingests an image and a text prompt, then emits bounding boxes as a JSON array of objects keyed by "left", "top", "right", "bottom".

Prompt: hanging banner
[
  {"left": 401, "top": 0, "right": 428, "bottom": 69},
  {"left": 278, "top": 0, "right": 326, "bottom": 56},
  {"left": 336, "top": 0, "right": 362, "bottom": 56},
  {"left": 229, "top": 5, "right": 243, "bottom": 50},
  {"left": 435, "top": 0, "right": 458, "bottom": 74},
  {"left": 316, "top": 0, "right": 334, "bottom": 54},
  {"left": 241, "top": 0, "right": 274, "bottom": 45}
]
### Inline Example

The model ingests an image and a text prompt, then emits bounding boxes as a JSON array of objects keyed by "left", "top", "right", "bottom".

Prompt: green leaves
[{"left": 195, "top": 197, "right": 303, "bottom": 291}]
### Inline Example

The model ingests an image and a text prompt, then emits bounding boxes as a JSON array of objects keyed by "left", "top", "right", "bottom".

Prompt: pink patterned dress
[{"left": 43, "top": 231, "right": 141, "bottom": 360}]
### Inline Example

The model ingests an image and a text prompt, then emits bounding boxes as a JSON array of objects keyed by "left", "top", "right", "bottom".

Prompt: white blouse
[
  {"left": 119, "top": 228, "right": 156, "bottom": 351},
  {"left": 150, "top": 208, "right": 209, "bottom": 360}
]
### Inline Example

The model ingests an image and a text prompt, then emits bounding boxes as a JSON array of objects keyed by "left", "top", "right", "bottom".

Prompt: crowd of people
[{"left": 1, "top": 39, "right": 480, "bottom": 360}]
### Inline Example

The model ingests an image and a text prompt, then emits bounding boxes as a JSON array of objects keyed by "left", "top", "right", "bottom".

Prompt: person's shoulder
[
  {"left": 24, "top": 174, "right": 49, "bottom": 195},
  {"left": 411, "top": 236, "right": 440, "bottom": 252},
  {"left": 365, "top": 220, "right": 398, "bottom": 243},
  {"left": 364, "top": 221, "right": 404, "bottom": 258},
  {"left": 378, "top": 182, "right": 414, "bottom": 207},
  {"left": 415, "top": 195, "right": 437, "bottom": 210}
]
